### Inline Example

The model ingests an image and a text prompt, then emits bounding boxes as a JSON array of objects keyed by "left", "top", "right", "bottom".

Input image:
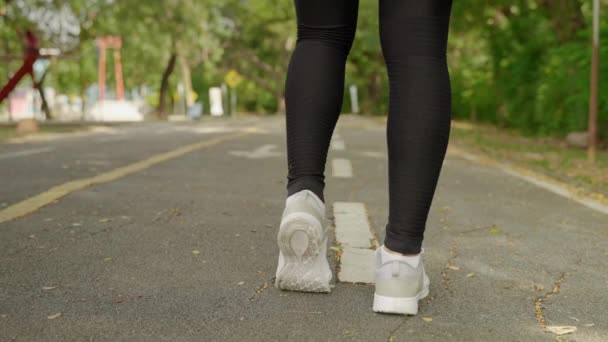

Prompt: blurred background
[{"left": 0, "top": 0, "right": 607, "bottom": 191}]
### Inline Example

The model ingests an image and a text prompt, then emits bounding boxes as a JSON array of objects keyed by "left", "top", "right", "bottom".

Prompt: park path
[{"left": 1, "top": 115, "right": 606, "bottom": 341}]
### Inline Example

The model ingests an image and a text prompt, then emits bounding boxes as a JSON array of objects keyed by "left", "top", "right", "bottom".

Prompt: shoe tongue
[{"left": 381, "top": 246, "right": 421, "bottom": 268}]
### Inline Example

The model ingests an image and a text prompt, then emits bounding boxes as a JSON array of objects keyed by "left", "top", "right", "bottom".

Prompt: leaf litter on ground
[
  {"left": 47, "top": 313, "right": 62, "bottom": 320},
  {"left": 545, "top": 326, "right": 577, "bottom": 336}
]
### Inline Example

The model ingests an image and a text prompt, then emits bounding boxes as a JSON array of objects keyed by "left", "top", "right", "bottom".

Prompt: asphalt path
[{"left": 1, "top": 115, "right": 606, "bottom": 341}]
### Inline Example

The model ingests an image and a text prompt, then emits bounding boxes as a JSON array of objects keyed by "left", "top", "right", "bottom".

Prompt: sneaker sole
[
  {"left": 372, "top": 287, "right": 429, "bottom": 315},
  {"left": 275, "top": 212, "right": 331, "bottom": 293}
]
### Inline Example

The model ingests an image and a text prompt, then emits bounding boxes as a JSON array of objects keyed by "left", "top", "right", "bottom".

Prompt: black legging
[{"left": 285, "top": 0, "right": 453, "bottom": 255}]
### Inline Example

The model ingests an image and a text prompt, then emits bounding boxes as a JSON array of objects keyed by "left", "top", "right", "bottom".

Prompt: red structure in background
[
  {"left": 96, "top": 36, "right": 124, "bottom": 101},
  {"left": 0, "top": 31, "right": 41, "bottom": 103}
]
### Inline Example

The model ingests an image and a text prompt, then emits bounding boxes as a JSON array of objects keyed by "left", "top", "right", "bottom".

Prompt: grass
[{"left": 449, "top": 120, "right": 608, "bottom": 197}]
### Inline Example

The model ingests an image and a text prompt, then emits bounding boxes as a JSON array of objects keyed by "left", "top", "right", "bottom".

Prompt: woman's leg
[
  {"left": 285, "top": 0, "right": 359, "bottom": 203},
  {"left": 380, "top": 0, "right": 453, "bottom": 254}
]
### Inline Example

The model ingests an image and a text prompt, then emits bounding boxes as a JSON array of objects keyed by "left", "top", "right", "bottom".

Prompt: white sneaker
[
  {"left": 275, "top": 189, "right": 332, "bottom": 292},
  {"left": 372, "top": 245, "right": 429, "bottom": 315}
]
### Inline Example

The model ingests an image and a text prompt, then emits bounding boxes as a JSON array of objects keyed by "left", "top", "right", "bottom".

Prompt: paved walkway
[{"left": 1, "top": 115, "right": 606, "bottom": 341}]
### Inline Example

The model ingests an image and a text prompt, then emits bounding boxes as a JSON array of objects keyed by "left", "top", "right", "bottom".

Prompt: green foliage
[
  {"left": 449, "top": 0, "right": 608, "bottom": 138},
  {"left": 1, "top": 0, "right": 606, "bottom": 140}
]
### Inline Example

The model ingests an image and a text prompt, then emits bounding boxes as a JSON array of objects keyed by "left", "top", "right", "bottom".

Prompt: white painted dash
[
  {"left": 334, "top": 202, "right": 374, "bottom": 248},
  {"left": 358, "top": 150, "right": 385, "bottom": 159},
  {"left": 332, "top": 158, "right": 353, "bottom": 178},
  {"left": 0, "top": 147, "right": 54, "bottom": 160},
  {"left": 333, "top": 201, "right": 377, "bottom": 284},
  {"left": 338, "top": 248, "right": 376, "bottom": 284},
  {"left": 331, "top": 139, "right": 345, "bottom": 151},
  {"left": 95, "top": 136, "right": 128, "bottom": 143}
]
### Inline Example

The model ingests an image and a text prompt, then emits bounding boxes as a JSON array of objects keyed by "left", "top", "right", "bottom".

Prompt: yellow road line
[{"left": 0, "top": 129, "right": 254, "bottom": 224}]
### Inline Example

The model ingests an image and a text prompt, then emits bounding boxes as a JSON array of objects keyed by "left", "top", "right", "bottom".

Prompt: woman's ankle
[{"left": 383, "top": 245, "right": 419, "bottom": 257}]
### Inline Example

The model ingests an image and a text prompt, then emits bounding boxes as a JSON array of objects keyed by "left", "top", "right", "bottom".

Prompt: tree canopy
[{"left": 1, "top": 0, "right": 606, "bottom": 139}]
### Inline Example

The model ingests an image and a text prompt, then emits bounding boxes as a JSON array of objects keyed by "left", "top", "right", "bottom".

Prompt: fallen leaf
[
  {"left": 47, "top": 312, "right": 62, "bottom": 320},
  {"left": 545, "top": 326, "right": 577, "bottom": 336},
  {"left": 534, "top": 284, "right": 545, "bottom": 291},
  {"left": 329, "top": 246, "right": 342, "bottom": 252},
  {"left": 583, "top": 323, "right": 594, "bottom": 327},
  {"left": 237, "top": 281, "right": 245, "bottom": 285},
  {"left": 489, "top": 227, "right": 501, "bottom": 234},
  {"left": 568, "top": 316, "right": 579, "bottom": 322},
  {"left": 466, "top": 273, "right": 476, "bottom": 278},
  {"left": 42, "top": 286, "right": 56, "bottom": 291},
  {"left": 192, "top": 250, "right": 200, "bottom": 255},
  {"left": 447, "top": 264, "right": 460, "bottom": 271},
  {"left": 422, "top": 317, "right": 433, "bottom": 322},
  {"left": 72, "top": 223, "right": 82, "bottom": 227},
  {"left": 99, "top": 218, "right": 110, "bottom": 223},
  {"left": 103, "top": 257, "right": 112, "bottom": 262},
  {"left": 28, "top": 235, "right": 36, "bottom": 239}
]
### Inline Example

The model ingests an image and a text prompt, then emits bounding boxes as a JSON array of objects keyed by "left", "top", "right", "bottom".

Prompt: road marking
[
  {"left": 95, "top": 136, "right": 128, "bottom": 143},
  {"left": 0, "top": 147, "right": 55, "bottom": 160},
  {"left": 332, "top": 158, "right": 353, "bottom": 178},
  {"left": 448, "top": 146, "right": 608, "bottom": 216},
  {"left": 331, "top": 139, "right": 345, "bottom": 151},
  {"left": 229, "top": 144, "right": 281, "bottom": 159},
  {"left": 333, "top": 202, "right": 377, "bottom": 283},
  {"left": 358, "top": 150, "right": 385, "bottom": 159},
  {"left": 0, "top": 130, "right": 253, "bottom": 224},
  {"left": 172, "top": 126, "right": 238, "bottom": 134}
]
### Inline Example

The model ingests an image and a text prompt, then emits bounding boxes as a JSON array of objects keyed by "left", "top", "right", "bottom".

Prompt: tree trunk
[
  {"left": 276, "top": 94, "right": 285, "bottom": 114},
  {"left": 364, "top": 51, "right": 385, "bottom": 115},
  {"left": 36, "top": 69, "right": 52, "bottom": 119},
  {"left": 365, "top": 71, "right": 381, "bottom": 115},
  {"left": 539, "top": 0, "right": 586, "bottom": 43},
  {"left": 158, "top": 52, "right": 177, "bottom": 118},
  {"left": 275, "top": 74, "right": 285, "bottom": 114},
  {"left": 471, "top": 104, "right": 477, "bottom": 123},
  {"left": 179, "top": 54, "right": 194, "bottom": 108}
]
